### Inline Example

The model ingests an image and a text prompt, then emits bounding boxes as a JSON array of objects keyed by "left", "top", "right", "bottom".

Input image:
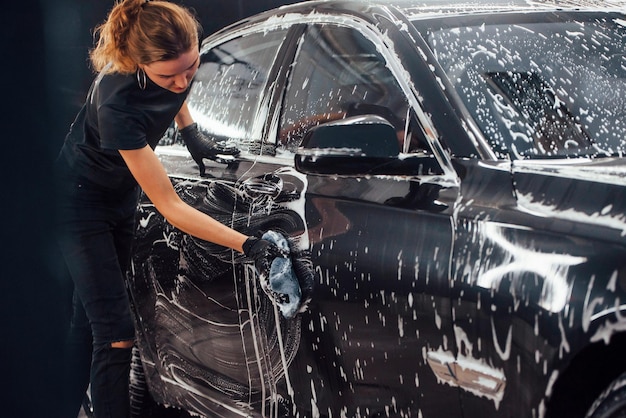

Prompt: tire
[
  {"left": 129, "top": 346, "right": 150, "bottom": 418},
  {"left": 80, "top": 349, "right": 177, "bottom": 418},
  {"left": 130, "top": 346, "right": 184, "bottom": 418},
  {"left": 586, "top": 371, "right": 626, "bottom": 418}
]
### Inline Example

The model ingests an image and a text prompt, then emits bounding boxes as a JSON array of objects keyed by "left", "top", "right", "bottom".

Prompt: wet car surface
[{"left": 127, "top": 1, "right": 626, "bottom": 417}]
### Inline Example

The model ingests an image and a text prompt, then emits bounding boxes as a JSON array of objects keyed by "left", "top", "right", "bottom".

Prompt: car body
[{"left": 127, "top": 1, "right": 626, "bottom": 417}]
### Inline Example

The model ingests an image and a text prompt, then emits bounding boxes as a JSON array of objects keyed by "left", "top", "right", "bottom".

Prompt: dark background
[{"left": 1, "top": 1, "right": 299, "bottom": 416}]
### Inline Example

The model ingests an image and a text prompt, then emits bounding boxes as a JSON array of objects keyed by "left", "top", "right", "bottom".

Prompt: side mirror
[
  {"left": 295, "top": 115, "right": 442, "bottom": 176},
  {"left": 295, "top": 115, "right": 400, "bottom": 175}
]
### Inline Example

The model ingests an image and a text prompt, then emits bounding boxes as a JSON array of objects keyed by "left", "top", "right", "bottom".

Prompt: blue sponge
[{"left": 261, "top": 230, "right": 302, "bottom": 318}]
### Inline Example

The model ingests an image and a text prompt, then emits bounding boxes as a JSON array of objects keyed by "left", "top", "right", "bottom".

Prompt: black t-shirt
[{"left": 57, "top": 69, "right": 189, "bottom": 192}]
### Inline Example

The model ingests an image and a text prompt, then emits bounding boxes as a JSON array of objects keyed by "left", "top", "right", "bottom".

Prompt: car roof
[
  {"left": 395, "top": 0, "right": 626, "bottom": 19},
  {"left": 208, "top": 0, "right": 626, "bottom": 39}
]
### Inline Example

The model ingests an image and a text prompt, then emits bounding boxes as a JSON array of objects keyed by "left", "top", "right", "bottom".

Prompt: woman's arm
[
  {"left": 119, "top": 145, "right": 247, "bottom": 253},
  {"left": 174, "top": 101, "right": 194, "bottom": 129}
]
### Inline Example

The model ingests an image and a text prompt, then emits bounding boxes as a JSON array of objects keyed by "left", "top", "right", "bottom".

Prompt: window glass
[
  {"left": 186, "top": 30, "right": 287, "bottom": 154},
  {"left": 278, "top": 25, "right": 413, "bottom": 154},
  {"left": 426, "top": 14, "right": 626, "bottom": 159}
]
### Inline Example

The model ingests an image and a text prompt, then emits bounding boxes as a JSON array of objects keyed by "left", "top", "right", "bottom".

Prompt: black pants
[{"left": 57, "top": 174, "right": 139, "bottom": 418}]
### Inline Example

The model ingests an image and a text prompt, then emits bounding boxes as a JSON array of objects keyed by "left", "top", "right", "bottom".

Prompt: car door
[
  {"left": 131, "top": 16, "right": 463, "bottom": 418},
  {"left": 129, "top": 26, "right": 312, "bottom": 417},
  {"left": 424, "top": 16, "right": 626, "bottom": 418},
  {"left": 268, "top": 22, "right": 464, "bottom": 417}
]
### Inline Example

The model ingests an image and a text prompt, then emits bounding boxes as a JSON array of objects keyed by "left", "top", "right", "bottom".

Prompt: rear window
[{"left": 422, "top": 13, "right": 626, "bottom": 159}]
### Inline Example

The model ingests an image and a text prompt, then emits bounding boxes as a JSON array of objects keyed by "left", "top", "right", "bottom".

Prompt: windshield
[{"left": 420, "top": 12, "right": 626, "bottom": 159}]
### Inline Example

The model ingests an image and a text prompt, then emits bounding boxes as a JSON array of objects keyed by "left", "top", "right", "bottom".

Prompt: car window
[
  {"left": 425, "top": 14, "right": 626, "bottom": 159},
  {"left": 278, "top": 24, "right": 422, "bottom": 155},
  {"left": 186, "top": 29, "right": 287, "bottom": 154}
]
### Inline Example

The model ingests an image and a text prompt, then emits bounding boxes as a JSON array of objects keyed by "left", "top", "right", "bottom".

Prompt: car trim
[{"left": 426, "top": 348, "right": 507, "bottom": 409}]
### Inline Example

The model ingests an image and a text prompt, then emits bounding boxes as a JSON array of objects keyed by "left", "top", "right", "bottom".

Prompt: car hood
[{"left": 511, "top": 157, "right": 626, "bottom": 243}]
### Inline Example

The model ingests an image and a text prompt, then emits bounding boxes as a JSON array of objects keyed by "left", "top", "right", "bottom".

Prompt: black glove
[
  {"left": 243, "top": 233, "right": 311, "bottom": 318},
  {"left": 289, "top": 250, "right": 314, "bottom": 312},
  {"left": 179, "top": 123, "right": 239, "bottom": 176},
  {"left": 243, "top": 236, "right": 287, "bottom": 280}
]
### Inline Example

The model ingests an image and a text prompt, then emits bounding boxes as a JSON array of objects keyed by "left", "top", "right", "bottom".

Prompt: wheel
[
  {"left": 586, "top": 371, "right": 626, "bottom": 418},
  {"left": 130, "top": 346, "right": 185, "bottom": 418},
  {"left": 129, "top": 346, "right": 150, "bottom": 418}
]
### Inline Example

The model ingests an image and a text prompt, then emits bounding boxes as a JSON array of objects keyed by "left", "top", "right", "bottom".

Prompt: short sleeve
[{"left": 98, "top": 104, "right": 148, "bottom": 150}]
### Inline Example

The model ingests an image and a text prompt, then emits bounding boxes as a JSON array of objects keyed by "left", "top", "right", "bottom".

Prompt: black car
[{"left": 126, "top": 1, "right": 626, "bottom": 417}]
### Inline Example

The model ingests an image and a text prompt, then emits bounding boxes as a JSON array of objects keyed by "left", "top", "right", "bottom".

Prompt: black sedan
[{"left": 126, "top": 1, "right": 626, "bottom": 417}]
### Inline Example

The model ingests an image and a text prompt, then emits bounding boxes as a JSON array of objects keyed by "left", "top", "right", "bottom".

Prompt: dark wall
[
  {"left": 2, "top": 1, "right": 60, "bottom": 416},
  {"left": 1, "top": 1, "right": 300, "bottom": 416}
]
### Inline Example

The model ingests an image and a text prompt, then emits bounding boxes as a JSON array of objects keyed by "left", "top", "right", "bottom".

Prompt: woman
[{"left": 54, "top": 1, "right": 296, "bottom": 416}]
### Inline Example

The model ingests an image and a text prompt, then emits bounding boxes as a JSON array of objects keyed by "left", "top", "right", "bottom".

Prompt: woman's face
[{"left": 141, "top": 48, "right": 200, "bottom": 93}]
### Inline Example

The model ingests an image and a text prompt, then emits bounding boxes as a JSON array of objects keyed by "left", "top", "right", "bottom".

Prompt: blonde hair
[{"left": 90, "top": 0, "right": 201, "bottom": 74}]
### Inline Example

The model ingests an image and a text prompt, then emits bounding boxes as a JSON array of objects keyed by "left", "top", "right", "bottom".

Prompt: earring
[{"left": 136, "top": 68, "right": 147, "bottom": 90}]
